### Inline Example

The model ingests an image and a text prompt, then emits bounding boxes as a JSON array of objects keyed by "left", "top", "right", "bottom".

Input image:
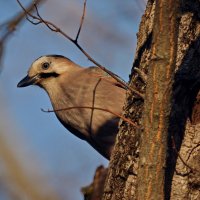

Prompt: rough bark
[
  {"left": 169, "top": 1, "right": 200, "bottom": 197},
  {"left": 103, "top": 0, "right": 200, "bottom": 199},
  {"left": 103, "top": 1, "right": 153, "bottom": 199},
  {"left": 137, "top": 0, "right": 179, "bottom": 199},
  {"left": 81, "top": 166, "right": 108, "bottom": 200}
]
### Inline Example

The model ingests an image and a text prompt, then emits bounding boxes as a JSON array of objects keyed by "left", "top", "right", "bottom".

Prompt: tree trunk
[
  {"left": 137, "top": 0, "right": 179, "bottom": 199},
  {"left": 103, "top": 0, "right": 200, "bottom": 199}
]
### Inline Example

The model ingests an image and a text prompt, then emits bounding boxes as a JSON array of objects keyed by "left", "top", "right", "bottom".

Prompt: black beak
[{"left": 17, "top": 74, "right": 40, "bottom": 88}]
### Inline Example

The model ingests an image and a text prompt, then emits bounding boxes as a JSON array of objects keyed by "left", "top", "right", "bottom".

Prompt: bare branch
[
  {"left": 75, "top": 0, "right": 87, "bottom": 42},
  {"left": 14, "top": 0, "right": 44, "bottom": 27},
  {"left": 41, "top": 106, "right": 141, "bottom": 129},
  {"left": 0, "top": 0, "right": 45, "bottom": 41},
  {"left": 171, "top": 136, "right": 194, "bottom": 172},
  {"left": 16, "top": 0, "right": 144, "bottom": 98},
  {"left": 0, "top": 0, "right": 45, "bottom": 72}
]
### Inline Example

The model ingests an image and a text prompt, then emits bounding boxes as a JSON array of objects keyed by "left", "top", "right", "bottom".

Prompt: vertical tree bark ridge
[
  {"left": 137, "top": 0, "right": 180, "bottom": 199},
  {"left": 103, "top": 0, "right": 200, "bottom": 199},
  {"left": 103, "top": 1, "right": 155, "bottom": 199}
]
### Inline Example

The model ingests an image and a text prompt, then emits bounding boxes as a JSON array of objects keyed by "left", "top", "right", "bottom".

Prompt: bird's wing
[{"left": 87, "top": 66, "right": 127, "bottom": 90}]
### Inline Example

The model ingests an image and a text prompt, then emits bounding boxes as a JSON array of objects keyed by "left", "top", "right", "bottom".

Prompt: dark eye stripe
[{"left": 40, "top": 72, "right": 59, "bottom": 78}]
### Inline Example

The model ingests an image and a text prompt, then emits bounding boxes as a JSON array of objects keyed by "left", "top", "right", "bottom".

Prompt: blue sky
[{"left": 0, "top": 0, "right": 145, "bottom": 199}]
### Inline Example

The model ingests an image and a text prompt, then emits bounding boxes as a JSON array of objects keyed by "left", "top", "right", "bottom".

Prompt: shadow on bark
[
  {"left": 165, "top": 35, "right": 200, "bottom": 199},
  {"left": 131, "top": 31, "right": 152, "bottom": 79}
]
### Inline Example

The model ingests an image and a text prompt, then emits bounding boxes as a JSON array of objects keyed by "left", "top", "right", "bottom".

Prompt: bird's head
[{"left": 17, "top": 55, "right": 80, "bottom": 88}]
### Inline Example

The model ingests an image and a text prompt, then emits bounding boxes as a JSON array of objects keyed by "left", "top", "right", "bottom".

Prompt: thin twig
[
  {"left": 16, "top": 0, "right": 43, "bottom": 25},
  {"left": 16, "top": 0, "right": 144, "bottom": 98},
  {"left": 41, "top": 106, "right": 141, "bottom": 129},
  {"left": 0, "top": 0, "right": 44, "bottom": 72},
  {"left": 1, "top": 0, "right": 44, "bottom": 41},
  {"left": 75, "top": 0, "right": 87, "bottom": 42},
  {"left": 186, "top": 143, "right": 200, "bottom": 162},
  {"left": 171, "top": 136, "right": 193, "bottom": 172}
]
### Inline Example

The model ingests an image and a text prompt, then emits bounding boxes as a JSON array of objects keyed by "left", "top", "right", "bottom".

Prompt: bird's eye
[{"left": 42, "top": 62, "right": 50, "bottom": 70}]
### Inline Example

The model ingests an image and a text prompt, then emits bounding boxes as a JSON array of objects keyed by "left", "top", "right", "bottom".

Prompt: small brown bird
[{"left": 17, "top": 55, "right": 126, "bottom": 159}]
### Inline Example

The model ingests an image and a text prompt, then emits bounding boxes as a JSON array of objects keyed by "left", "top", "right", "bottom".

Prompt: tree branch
[
  {"left": 0, "top": 0, "right": 45, "bottom": 71},
  {"left": 41, "top": 106, "right": 140, "bottom": 129},
  {"left": 137, "top": 0, "right": 180, "bottom": 199},
  {"left": 75, "top": 0, "right": 87, "bottom": 42},
  {"left": 16, "top": 0, "right": 144, "bottom": 98}
]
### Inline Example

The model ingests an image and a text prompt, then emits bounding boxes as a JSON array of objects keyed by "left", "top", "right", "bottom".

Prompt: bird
[{"left": 17, "top": 55, "right": 126, "bottom": 159}]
